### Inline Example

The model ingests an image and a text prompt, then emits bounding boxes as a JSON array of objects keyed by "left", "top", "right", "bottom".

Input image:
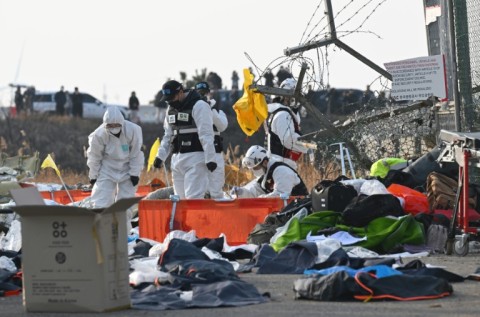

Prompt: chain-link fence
[
  {"left": 299, "top": 98, "right": 440, "bottom": 179},
  {"left": 342, "top": 103, "right": 436, "bottom": 163},
  {"left": 454, "top": 0, "right": 480, "bottom": 131}
]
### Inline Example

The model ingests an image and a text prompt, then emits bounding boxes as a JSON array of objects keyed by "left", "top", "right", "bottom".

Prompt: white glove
[
  {"left": 229, "top": 186, "right": 243, "bottom": 197},
  {"left": 209, "top": 99, "right": 217, "bottom": 108}
]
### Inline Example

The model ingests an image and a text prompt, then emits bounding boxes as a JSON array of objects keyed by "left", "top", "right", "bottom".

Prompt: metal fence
[{"left": 452, "top": 0, "right": 480, "bottom": 130}]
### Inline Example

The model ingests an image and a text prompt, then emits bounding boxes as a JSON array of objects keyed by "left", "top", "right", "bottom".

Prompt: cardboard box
[{"left": 11, "top": 187, "right": 141, "bottom": 312}]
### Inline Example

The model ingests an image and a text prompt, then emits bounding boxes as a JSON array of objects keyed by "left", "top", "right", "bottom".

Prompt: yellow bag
[{"left": 233, "top": 69, "right": 268, "bottom": 136}]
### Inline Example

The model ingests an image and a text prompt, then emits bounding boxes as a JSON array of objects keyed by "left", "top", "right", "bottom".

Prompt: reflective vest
[
  {"left": 266, "top": 107, "right": 302, "bottom": 161},
  {"left": 257, "top": 161, "right": 308, "bottom": 196},
  {"left": 370, "top": 158, "right": 409, "bottom": 178},
  {"left": 167, "top": 96, "right": 222, "bottom": 153}
]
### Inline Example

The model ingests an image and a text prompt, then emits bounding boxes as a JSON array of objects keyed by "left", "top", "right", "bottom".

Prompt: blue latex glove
[{"left": 230, "top": 186, "right": 243, "bottom": 197}]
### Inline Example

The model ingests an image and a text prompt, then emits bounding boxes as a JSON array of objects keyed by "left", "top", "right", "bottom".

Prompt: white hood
[{"left": 103, "top": 106, "right": 125, "bottom": 126}]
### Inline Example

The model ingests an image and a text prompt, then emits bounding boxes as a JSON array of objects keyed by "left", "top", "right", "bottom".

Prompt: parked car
[{"left": 32, "top": 91, "right": 129, "bottom": 119}]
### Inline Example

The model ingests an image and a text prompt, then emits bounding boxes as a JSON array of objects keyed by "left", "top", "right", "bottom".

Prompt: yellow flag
[
  {"left": 232, "top": 68, "right": 268, "bottom": 136},
  {"left": 41, "top": 154, "right": 61, "bottom": 177},
  {"left": 147, "top": 138, "right": 160, "bottom": 171}
]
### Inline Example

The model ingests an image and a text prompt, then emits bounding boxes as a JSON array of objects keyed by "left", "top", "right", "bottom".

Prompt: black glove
[
  {"left": 153, "top": 157, "right": 163, "bottom": 168},
  {"left": 206, "top": 161, "right": 217, "bottom": 172},
  {"left": 90, "top": 179, "right": 96, "bottom": 186},
  {"left": 130, "top": 176, "right": 139, "bottom": 186}
]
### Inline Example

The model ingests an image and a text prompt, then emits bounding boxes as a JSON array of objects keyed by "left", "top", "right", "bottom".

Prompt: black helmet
[{"left": 195, "top": 81, "right": 210, "bottom": 92}]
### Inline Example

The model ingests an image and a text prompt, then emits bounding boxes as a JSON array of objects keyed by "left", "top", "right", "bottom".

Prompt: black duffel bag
[
  {"left": 311, "top": 179, "right": 357, "bottom": 213},
  {"left": 342, "top": 194, "right": 405, "bottom": 227}
]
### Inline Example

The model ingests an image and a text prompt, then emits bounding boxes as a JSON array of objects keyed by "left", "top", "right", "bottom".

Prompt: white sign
[{"left": 384, "top": 55, "right": 447, "bottom": 101}]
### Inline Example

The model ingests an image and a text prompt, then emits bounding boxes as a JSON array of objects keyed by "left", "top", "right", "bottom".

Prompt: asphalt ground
[{"left": 1, "top": 254, "right": 479, "bottom": 317}]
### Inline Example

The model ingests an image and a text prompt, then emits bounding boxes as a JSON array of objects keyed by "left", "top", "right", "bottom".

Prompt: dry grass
[
  {"left": 32, "top": 153, "right": 343, "bottom": 191},
  {"left": 34, "top": 169, "right": 89, "bottom": 185}
]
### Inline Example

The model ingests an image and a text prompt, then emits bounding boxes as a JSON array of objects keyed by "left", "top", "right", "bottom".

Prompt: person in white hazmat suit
[
  {"left": 266, "top": 78, "right": 308, "bottom": 170},
  {"left": 87, "top": 106, "right": 144, "bottom": 208},
  {"left": 230, "top": 145, "right": 308, "bottom": 198},
  {"left": 153, "top": 80, "right": 217, "bottom": 199},
  {"left": 195, "top": 81, "right": 227, "bottom": 199}
]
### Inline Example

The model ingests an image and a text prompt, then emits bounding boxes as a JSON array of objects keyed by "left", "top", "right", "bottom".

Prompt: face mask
[
  {"left": 252, "top": 168, "right": 265, "bottom": 178},
  {"left": 107, "top": 127, "right": 121, "bottom": 135},
  {"left": 289, "top": 98, "right": 300, "bottom": 109}
]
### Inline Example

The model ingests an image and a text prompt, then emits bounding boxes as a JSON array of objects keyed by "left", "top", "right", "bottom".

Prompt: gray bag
[
  {"left": 426, "top": 224, "right": 448, "bottom": 253},
  {"left": 247, "top": 223, "right": 278, "bottom": 245}
]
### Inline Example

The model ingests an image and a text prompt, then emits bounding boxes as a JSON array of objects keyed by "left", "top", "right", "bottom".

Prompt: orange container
[
  {"left": 40, "top": 185, "right": 156, "bottom": 205},
  {"left": 138, "top": 198, "right": 287, "bottom": 245},
  {"left": 387, "top": 183, "right": 429, "bottom": 215}
]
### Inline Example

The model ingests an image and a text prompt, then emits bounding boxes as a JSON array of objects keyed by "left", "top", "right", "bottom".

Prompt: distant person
[
  {"left": 87, "top": 106, "right": 144, "bottom": 209},
  {"left": 153, "top": 80, "right": 217, "bottom": 199},
  {"left": 326, "top": 87, "right": 338, "bottom": 116},
  {"left": 340, "top": 89, "right": 357, "bottom": 114},
  {"left": 377, "top": 91, "right": 387, "bottom": 107},
  {"left": 14, "top": 87, "right": 23, "bottom": 116},
  {"left": 128, "top": 91, "right": 140, "bottom": 124},
  {"left": 263, "top": 69, "right": 274, "bottom": 87},
  {"left": 230, "top": 145, "right": 308, "bottom": 198},
  {"left": 23, "top": 86, "right": 35, "bottom": 115},
  {"left": 231, "top": 70, "right": 239, "bottom": 90},
  {"left": 195, "top": 81, "right": 228, "bottom": 199},
  {"left": 362, "top": 84, "right": 374, "bottom": 105},
  {"left": 276, "top": 66, "right": 293, "bottom": 87},
  {"left": 54, "top": 86, "right": 67, "bottom": 116},
  {"left": 206, "top": 71, "right": 222, "bottom": 90},
  {"left": 71, "top": 87, "right": 83, "bottom": 118}
]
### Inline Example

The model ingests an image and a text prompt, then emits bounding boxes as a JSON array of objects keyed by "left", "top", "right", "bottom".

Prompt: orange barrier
[
  {"left": 138, "top": 198, "right": 287, "bottom": 245},
  {"left": 387, "top": 184, "right": 429, "bottom": 215},
  {"left": 40, "top": 185, "right": 158, "bottom": 205},
  {"left": 40, "top": 189, "right": 91, "bottom": 205}
]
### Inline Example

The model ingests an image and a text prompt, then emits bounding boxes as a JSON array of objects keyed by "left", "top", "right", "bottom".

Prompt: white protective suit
[
  {"left": 156, "top": 93, "right": 216, "bottom": 199},
  {"left": 266, "top": 103, "right": 308, "bottom": 170},
  {"left": 209, "top": 100, "right": 228, "bottom": 199},
  {"left": 87, "top": 106, "right": 144, "bottom": 208},
  {"left": 233, "top": 159, "right": 302, "bottom": 198}
]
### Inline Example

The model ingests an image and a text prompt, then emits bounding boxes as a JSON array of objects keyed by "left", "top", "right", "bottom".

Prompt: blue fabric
[{"left": 304, "top": 264, "right": 402, "bottom": 278}]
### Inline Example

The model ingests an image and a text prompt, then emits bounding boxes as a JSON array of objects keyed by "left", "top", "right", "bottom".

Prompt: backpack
[
  {"left": 342, "top": 194, "right": 405, "bottom": 227},
  {"left": 247, "top": 223, "right": 278, "bottom": 245},
  {"left": 311, "top": 179, "right": 357, "bottom": 213},
  {"left": 414, "top": 212, "right": 450, "bottom": 253}
]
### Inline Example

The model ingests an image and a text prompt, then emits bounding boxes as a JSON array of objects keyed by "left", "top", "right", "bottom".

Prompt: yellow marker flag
[
  {"left": 41, "top": 154, "right": 61, "bottom": 177},
  {"left": 147, "top": 138, "right": 160, "bottom": 171},
  {"left": 232, "top": 68, "right": 268, "bottom": 136}
]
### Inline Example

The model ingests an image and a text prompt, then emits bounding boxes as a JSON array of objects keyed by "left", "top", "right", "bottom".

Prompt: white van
[{"left": 32, "top": 91, "right": 129, "bottom": 119}]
